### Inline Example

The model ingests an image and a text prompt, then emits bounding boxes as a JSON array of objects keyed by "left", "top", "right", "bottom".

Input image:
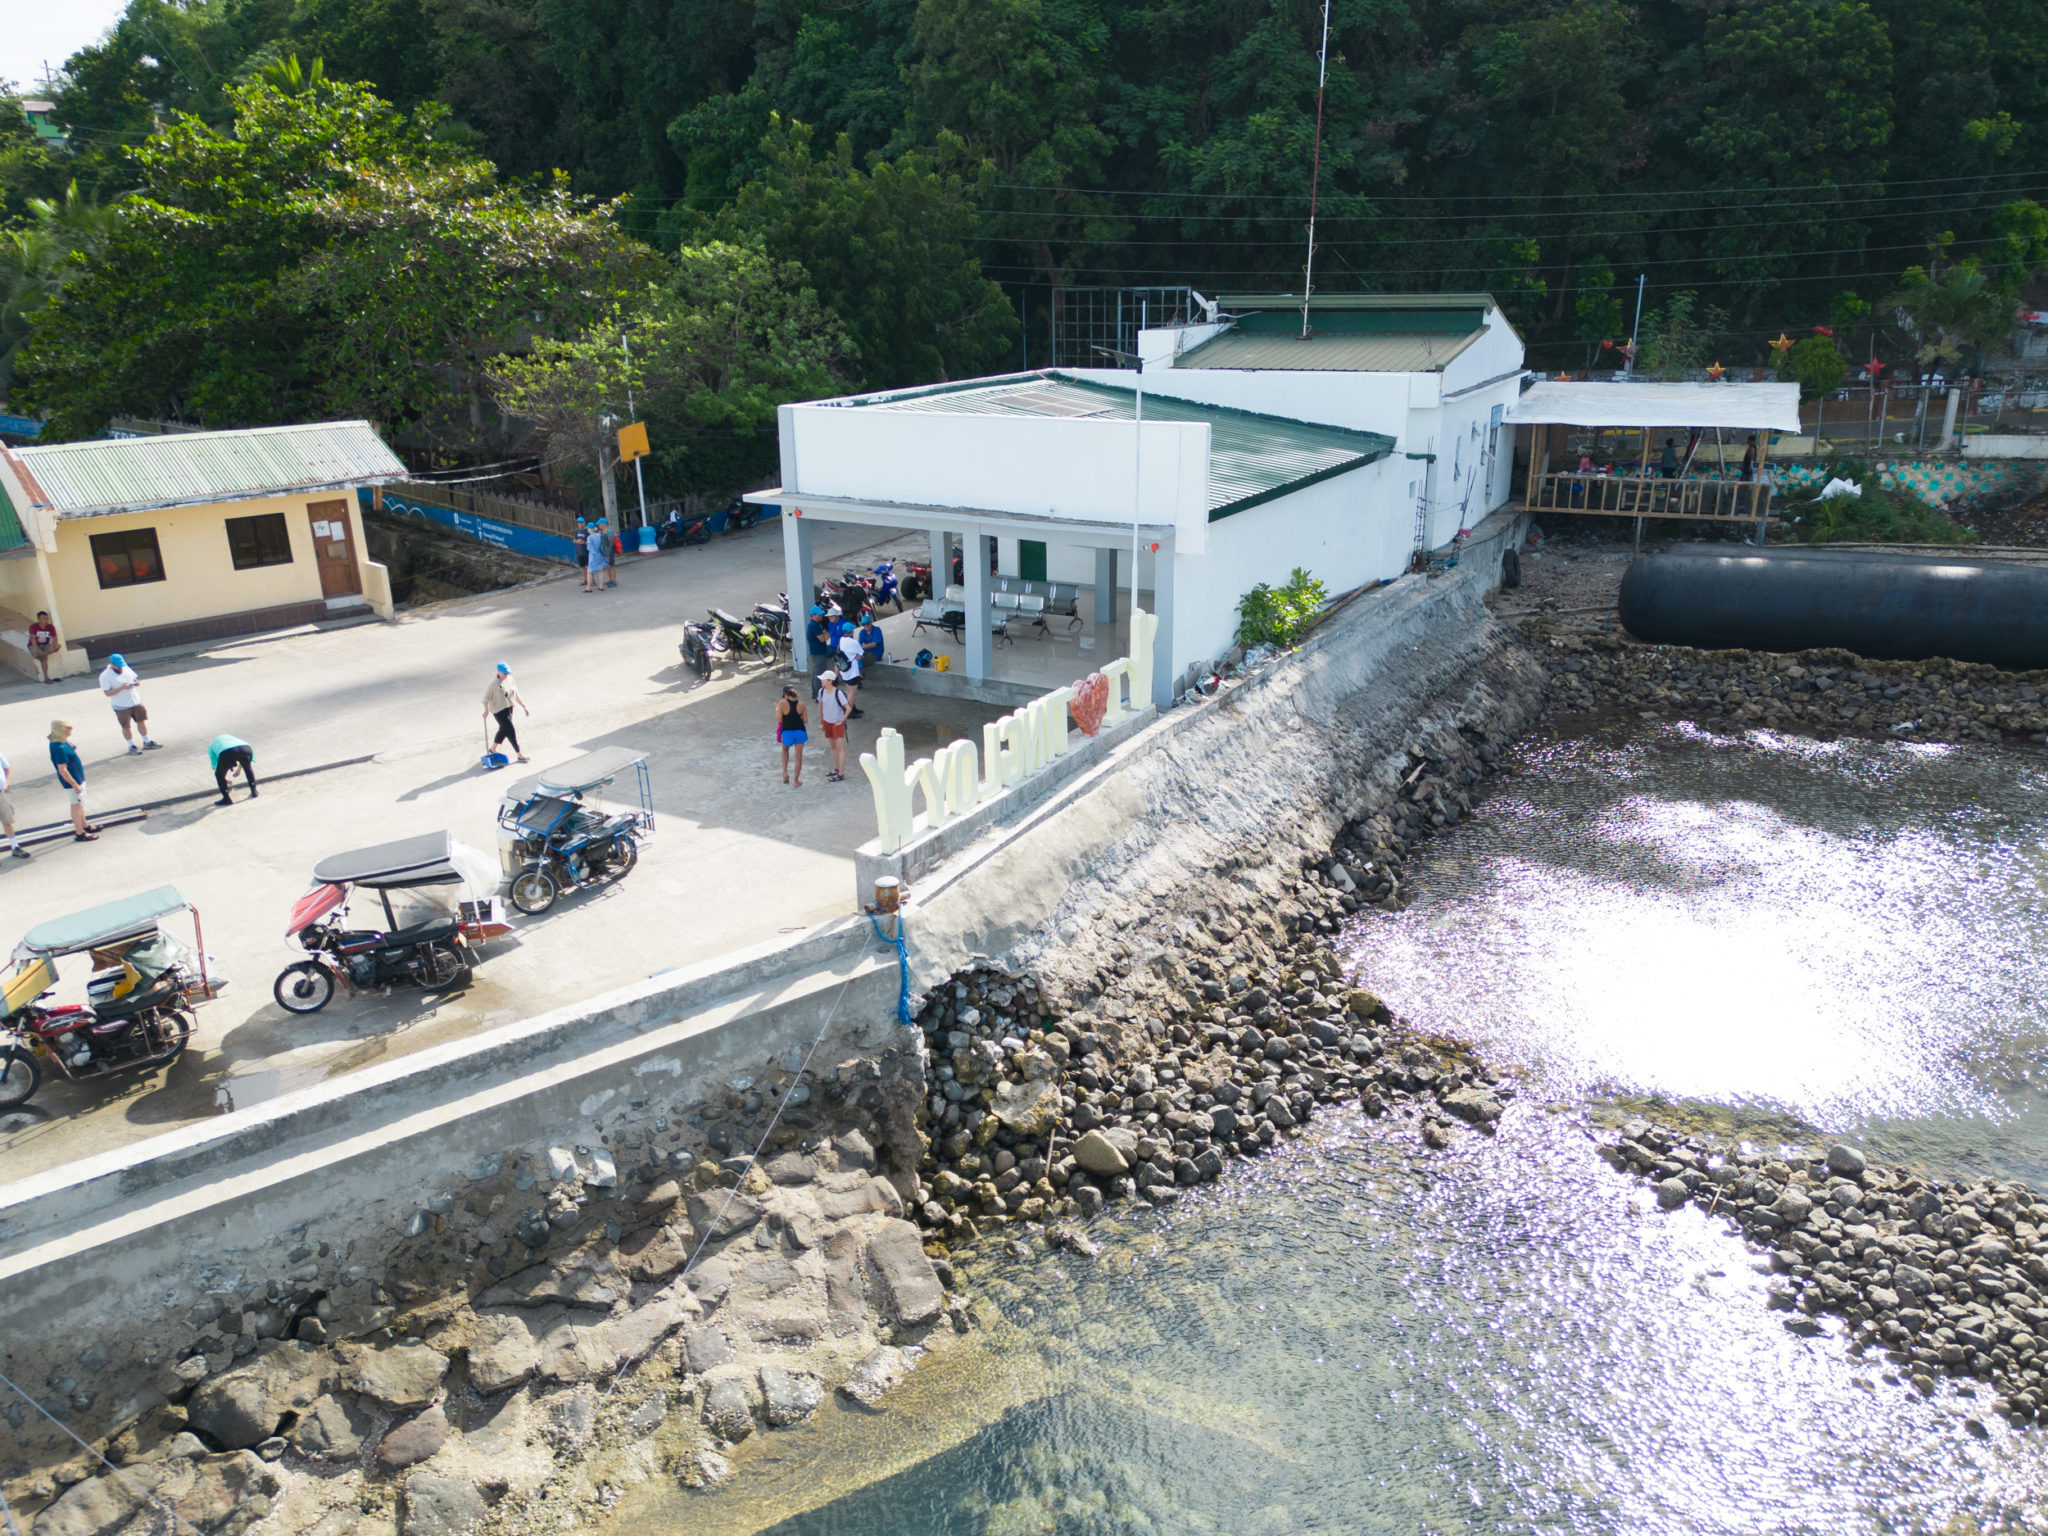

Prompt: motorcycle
[
  {"left": 497, "top": 748, "right": 655, "bottom": 916},
  {"left": 680, "top": 619, "right": 729, "bottom": 678},
  {"left": 751, "top": 595, "right": 792, "bottom": 651},
  {"left": 715, "top": 497, "right": 761, "bottom": 536},
  {"left": 822, "top": 571, "right": 875, "bottom": 616},
  {"left": 0, "top": 887, "right": 222, "bottom": 1110},
  {"left": 901, "top": 561, "right": 932, "bottom": 604},
  {"left": 656, "top": 509, "right": 711, "bottom": 548},
  {"left": 274, "top": 833, "right": 505, "bottom": 1015},
  {"left": 709, "top": 607, "right": 780, "bottom": 664},
  {"left": 871, "top": 560, "right": 903, "bottom": 613}
]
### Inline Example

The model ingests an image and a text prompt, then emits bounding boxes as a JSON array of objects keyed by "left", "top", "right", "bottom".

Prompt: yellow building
[{"left": 0, "top": 422, "right": 403, "bottom": 679}]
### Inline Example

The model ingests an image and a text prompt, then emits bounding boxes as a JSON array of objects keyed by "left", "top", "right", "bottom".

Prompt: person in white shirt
[
  {"left": 0, "top": 750, "right": 28, "bottom": 858},
  {"left": 816, "top": 670, "right": 851, "bottom": 781},
  {"left": 98, "top": 653, "right": 160, "bottom": 753},
  {"left": 835, "top": 630, "right": 866, "bottom": 719}
]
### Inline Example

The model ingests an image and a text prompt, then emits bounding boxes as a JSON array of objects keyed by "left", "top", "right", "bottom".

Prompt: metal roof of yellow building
[{"left": 5, "top": 421, "right": 406, "bottom": 520}]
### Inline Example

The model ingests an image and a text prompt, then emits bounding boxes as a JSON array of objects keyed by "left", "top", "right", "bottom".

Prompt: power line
[{"left": 988, "top": 166, "right": 2048, "bottom": 205}]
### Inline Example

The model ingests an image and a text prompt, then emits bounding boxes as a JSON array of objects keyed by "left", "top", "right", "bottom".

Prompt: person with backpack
[
  {"left": 835, "top": 628, "right": 866, "bottom": 719},
  {"left": 816, "top": 670, "right": 852, "bottom": 781}
]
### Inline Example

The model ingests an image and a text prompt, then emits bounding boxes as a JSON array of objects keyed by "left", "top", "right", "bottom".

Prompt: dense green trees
[
  {"left": 13, "top": 77, "right": 645, "bottom": 441},
  {"left": 7, "top": 0, "right": 2048, "bottom": 479}
]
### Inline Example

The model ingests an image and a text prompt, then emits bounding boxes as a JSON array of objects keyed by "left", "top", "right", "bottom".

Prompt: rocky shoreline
[
  {"left": 1607, "top": 1117, "right": 2048, "bottom": 1432},
  {"left": 904, "top": 706, "right": 1537, "bottom": 1244},
  {"left": 1520, "top": 618, "right": 2048, "bottom": 748}
]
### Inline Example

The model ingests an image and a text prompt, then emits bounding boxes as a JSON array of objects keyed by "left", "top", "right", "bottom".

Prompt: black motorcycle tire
[
  {"left": 0, "top": 1045, "right": 39, "bottom": 1110},
  {"left": 748, "top": 633, "right": 778, "bottom": 662},
  {"left": 150, "top": 1007, "right": 195, "bottom": 1068},
  {"left": 417, "top": 944, "right": 469, "bottom": 991},
  {"left": 511, "top": 869, "right": 559, "bottom": 915},
  {"left": 275, "top": 963, "right": 336, "bottom": 1015},
  {"left": 609, "top": 835, "right": 639, "bottom": 882}
]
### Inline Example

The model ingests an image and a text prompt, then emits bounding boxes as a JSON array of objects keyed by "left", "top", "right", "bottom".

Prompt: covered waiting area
[{"left": 1507, "top": 381, "right": 1803, "bottom": 537}]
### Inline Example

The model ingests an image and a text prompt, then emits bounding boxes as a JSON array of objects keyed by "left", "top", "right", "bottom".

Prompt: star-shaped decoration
[
  {"left": 1706, "top": 361, "right": 1726, "bottom": 380},
  {"left": 1768, "top": 332, "right": 1794, "bottom": 356}
]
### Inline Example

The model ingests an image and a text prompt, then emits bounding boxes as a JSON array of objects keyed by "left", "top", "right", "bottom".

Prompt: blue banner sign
[
  {"left": 367, "top": 489, "right": 577, "bottom": 563},
  {"left": 0, "top": 414, "right": 45, "bottom": 439}
]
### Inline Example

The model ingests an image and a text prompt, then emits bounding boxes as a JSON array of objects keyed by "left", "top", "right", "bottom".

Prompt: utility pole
[
  {"left": 1300, "top": 0, "right": 1332, "bottom": 340},
  {"left": 623, "top": 332, "right": 648, "bottom": 544},
  {"left": 1621, "top": 275, "right": 1646, "bottom": 379}
]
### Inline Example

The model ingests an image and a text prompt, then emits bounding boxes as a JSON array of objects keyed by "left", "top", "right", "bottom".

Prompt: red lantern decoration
[{"left": 1814, "top": 325, "right": 1834, "bottom": 338}]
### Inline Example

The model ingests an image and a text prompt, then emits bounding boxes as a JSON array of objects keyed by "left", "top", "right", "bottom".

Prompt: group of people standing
[
  {"left": 778, "top": 605, "right": 885, "bottom": 786},
  {"left": 573, "top": 516, "right": 621, "bottom": 593},
  {"left": 2, "top": 653, "right": 262, "bottom": 861}
]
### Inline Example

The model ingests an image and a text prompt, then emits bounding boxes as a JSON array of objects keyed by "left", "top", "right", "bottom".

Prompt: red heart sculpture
[{"left": 1070, "top": 673, "right": 1109, "bottom": 736}]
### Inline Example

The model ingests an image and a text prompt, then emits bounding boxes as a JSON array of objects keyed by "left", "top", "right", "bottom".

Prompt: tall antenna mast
[{"left": 1300, "top": 0, "right": 1333, "bottom": 341}]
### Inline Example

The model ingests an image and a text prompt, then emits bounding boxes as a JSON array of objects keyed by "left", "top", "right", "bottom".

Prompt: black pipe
[{"left": 1617, "top": 548, "right": 2048, "bottom": 668}]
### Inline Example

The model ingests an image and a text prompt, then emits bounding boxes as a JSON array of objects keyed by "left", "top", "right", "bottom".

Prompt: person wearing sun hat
[
  {"left": 48, "top": 720, "right": 97, "bottom": 841},
  {"left": 483, "top": 662, "right": 531, "bottom": 762}
]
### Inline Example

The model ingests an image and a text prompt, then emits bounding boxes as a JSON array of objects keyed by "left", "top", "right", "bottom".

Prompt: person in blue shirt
[
  {"left": 858, "top": 612, "right": 885, "bottom": 670},
  {"left": 208, "top": 733, "right": 257, "bottom": 805},
  {"left": 48, "top": 719, "right": 96, "bottom": 842},
  {"left": 805, "top": 606, "right": 833, "bottom": 666}
]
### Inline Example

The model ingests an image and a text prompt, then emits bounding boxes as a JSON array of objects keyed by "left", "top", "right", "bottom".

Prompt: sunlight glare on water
[
  {"left": 609, "top": 723, "right": 2048, "bottom": 1536},
  {"left": 1356, "top": 723, "right": 2048, "bottom": 1181}
]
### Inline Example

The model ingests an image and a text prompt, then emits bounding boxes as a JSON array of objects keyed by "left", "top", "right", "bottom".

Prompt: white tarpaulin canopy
[{"left": 1507, "top": 380, "right": 1801, "bottom": 431}]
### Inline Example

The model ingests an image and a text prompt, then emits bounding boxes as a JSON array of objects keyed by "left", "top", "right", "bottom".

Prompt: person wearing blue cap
[
  {"left": 805, "top": 605, "right": 833, "bottom": 674},
  {"left": 98, "top": 652, "right": 159, "bottom": 753},
  {"left": 483, "top": 662, "right": 530, "bottom": 762}
]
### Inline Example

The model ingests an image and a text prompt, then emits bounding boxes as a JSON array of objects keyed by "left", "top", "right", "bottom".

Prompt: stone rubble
[
  {"left": 906, "top": 681, "right": 1538, "bottom": 1242},
  {"left": 1524, "top": 623, "right": 2048, "bottom": 747},
  {"left": 1609, "top": 1119, "right": 2048, "bottom": 1428}
]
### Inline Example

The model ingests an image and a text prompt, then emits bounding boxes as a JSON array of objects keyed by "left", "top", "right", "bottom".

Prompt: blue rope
[{"left": 867, "top": 912, "right": 913, "bottom": 1025}]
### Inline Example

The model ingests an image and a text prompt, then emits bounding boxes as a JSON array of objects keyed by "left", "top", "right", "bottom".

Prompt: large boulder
[
  {"left": 758, "top": 1364, "right": 823, "bottom": 1428},
  {"left": 1070, "top": 1130, "right": 1130, "bottom": 1178},
  {"left": 989, "top": 1078, "right": 1060, "bottom": 1138},
  {"left": 864, "top": 1219, "right": 945, "bottom": 1327},
  {"left": 377, "top": 1405, "right": 451, "bottom": 1469},
  {"left": 187, "top": 1344, "right": 336, "bottom": 1450},
  {"left": 466, "top": 1313, "right": 541, "bottom": 1395},
  {"left": 289, "top": 1395, "right": 375, "bottom": 1460},
  {"left": 401, "top": 1474, "right": 487, "bottom": 1536},
  {"left": 31, "top": 1468, "right": 162, "bottom": 1536},
  {"left": 346, "top": 1344, "right": 450, "bottom": 1410},
  {"left": 168, "top": 1451, "right": 280, "bottom": 1535}
]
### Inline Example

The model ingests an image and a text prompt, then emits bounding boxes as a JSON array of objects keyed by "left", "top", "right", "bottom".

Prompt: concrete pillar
[
  {"left": 929, "top": 528, "right": 949, "bottom": 590},
  {"left": 965, "top": 531, "right": 993, "bottom": 681},
  {"left": 784, "top": 512, "right": 816, "bottom": 677},
  {"left": 1147, "top": 538, "right": 1176, "bottom": 708},
  {"left": 1093, "top": 546, "right": 1118, "bottom": 623}
]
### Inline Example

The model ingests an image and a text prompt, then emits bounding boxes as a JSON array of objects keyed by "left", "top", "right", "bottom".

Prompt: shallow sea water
[{"left": 616, "top": 723, "right": 2048, "bottom": 1535}]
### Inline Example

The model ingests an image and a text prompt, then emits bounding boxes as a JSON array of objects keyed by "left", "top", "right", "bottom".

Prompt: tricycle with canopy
[
  {"left": 496, "top": 747, "right": 654, "bottom": 915},
  {"left": 0, "top": 886, "right": 221, "bottom": 1110},
  {"left": 274, "top": 832, "right": 507, "bottom": 1015}
]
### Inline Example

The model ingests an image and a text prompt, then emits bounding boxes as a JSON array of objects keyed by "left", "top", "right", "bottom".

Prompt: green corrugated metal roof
[
  {"left": 11, "top": 421, "right": 406, "bottom": 520},
  {"left": 860, "top": 373, "right": 1394, "bottom": 519},
  {"left": 1178, "top": 293, "right": 1497, "bottom": 373},
  {"left": 0, "top": 472, "right": 25, "bottom": 553}
]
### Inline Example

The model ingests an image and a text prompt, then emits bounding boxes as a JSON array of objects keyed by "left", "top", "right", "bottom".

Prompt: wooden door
[{"left": 307, "top": 500, "right": 362, "bottom": 599}]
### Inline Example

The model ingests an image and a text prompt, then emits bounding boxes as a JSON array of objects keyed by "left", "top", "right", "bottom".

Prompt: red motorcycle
[{"left": 1, "top": 888, "right": 217, "bottom": 1110}]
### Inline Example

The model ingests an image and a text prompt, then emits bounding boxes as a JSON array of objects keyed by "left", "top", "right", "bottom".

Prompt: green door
[{"left": 1020, "top": 540, "right": 1047, "bottom": 580}]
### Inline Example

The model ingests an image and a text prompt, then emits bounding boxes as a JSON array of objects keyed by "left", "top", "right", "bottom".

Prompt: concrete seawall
[{"left": 0, "top": 510, "right": 1528, "bottom": 1475}]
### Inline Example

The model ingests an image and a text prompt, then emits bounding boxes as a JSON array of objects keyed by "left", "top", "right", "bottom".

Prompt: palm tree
[
  {"left": 1889, "top": 260, "right": 2014, "bottom": 372},
  {"left": 0, "top": 183, "right": 124, "bottom": 396}
]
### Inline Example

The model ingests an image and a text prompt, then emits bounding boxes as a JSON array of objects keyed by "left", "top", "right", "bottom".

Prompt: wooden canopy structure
[{"left": 1506, "top": 381, "right": 1803, "bottom": 537}]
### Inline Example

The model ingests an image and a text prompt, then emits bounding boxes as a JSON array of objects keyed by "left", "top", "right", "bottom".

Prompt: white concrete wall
[
  {"left": 1168, "top": 455, "right": 1411, "bottom": 676},
  {"left": 782, "top": 403, "right": 1211, "bottom": 553}
]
